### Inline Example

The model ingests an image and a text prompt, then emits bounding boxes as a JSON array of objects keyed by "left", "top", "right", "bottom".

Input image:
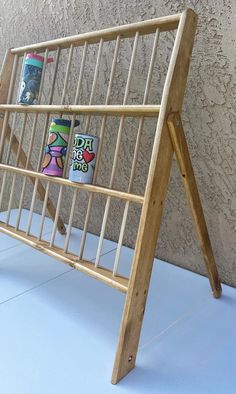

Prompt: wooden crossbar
[
  {"left": 0, "top": 221, "right": 129, "bottom": 293},
  {"left": 11, "top": 14, "right": 181, "bottom": 54},
  {"left": 0, "top": 164, "right": 144, "bottom": 204},
  {"left": 0, "top": 104, "right": 160, "bottom": 117}
]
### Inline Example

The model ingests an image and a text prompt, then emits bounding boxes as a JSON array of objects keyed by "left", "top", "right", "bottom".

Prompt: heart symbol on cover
[{"left": 82, "top": 149, "right": 95, "bottom": 163}]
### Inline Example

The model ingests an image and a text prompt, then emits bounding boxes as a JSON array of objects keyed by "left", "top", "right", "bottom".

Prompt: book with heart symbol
[{"left": 69, "top": 133, "right": 99, "bottom": 184}]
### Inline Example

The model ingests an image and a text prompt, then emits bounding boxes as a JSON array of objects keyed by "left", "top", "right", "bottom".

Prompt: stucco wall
[{"left": 0, "top": 0, "right": 235, "bottom": 286}]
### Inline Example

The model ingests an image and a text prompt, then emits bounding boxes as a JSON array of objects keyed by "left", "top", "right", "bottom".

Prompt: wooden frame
[{"left": 0, "top": 9, "right": 221, "bottom": 385}]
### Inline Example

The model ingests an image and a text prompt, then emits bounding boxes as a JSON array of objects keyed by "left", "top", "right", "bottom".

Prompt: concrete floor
[{"left": 0, "top": 210, "right": 235, "bottom": 394}]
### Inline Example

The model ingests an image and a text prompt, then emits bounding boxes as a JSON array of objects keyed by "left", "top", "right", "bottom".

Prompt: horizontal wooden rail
[
  {"left": 0, "top": 164, "right": 144, "bottom": 204},
  {"left": 11, "top": 14, "right": 181, "bottom": 54},
  {"left": 0, "top": 104, "right": 160, "bottom": 117},
  {"left": 0, "top": 221, "right": 129, "bottom": 293}
]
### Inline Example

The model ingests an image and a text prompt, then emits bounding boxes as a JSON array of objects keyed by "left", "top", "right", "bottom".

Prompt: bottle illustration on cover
[
  {"left": 69, "top": 133, "right": 99, "bottom": 184},
  {"left": 17, "top": 53, "right": 53, "bottom": 105},
  {"left": 42, "top": 118, "right": 80, "bottom": 177}
]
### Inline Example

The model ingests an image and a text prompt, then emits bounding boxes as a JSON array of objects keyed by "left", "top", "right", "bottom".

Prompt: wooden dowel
[
  {"left": 26, "top": 177, "right": 39, "bottom": 235},
  {"left": 5, "top": 53, "right": 25, "bottom": 162},
  {"left": 59, "top": 44, "right": 76, "bottom": 177},
  {"left": 38, "top": 49, "right": 49, "bottom": 102},
  {"left": 5, "top": 113, "right": 17, "bottom": 163},
  {"left": 0, "top": 114, "right": 17, "bottom": 215},
  {"left": 78, "top": 36, "right": 120, "bottom": 260},
  {"left": 38, "top": 181, "right": 50, "bottom": 240},
  {"left": 61, "top": 44, "right": 74, "bottom": 104},
  {"left": 84, "top": 38, "right": 104, "bottom": 133},
  {"left": 15, "top": 176, "right": 27, "bottom": 230},
  {"left": 0, "top": 111, "right": 10, "bottom": 161},
  {"left": 63, "top": 189, "right": 78, "bottom": 252},
  {"left": 6, "top": 113, "right": 28, "bottom": 224},
  {"left": 0, "top": 104, "right": 160, "bottom": 117},
  {"left": 0, "top": 49, "right": 16, "bottom": 105},
  {"left": 0, "top": 163, "right": 144, "bottom": 203},
  {"left": 0, "top": 172, "right": 7, "bottom": 212},
  {"left": 50, "top": 184, "right": 63, "bottom": 246},
  {"left": 74, "top": 41, "right": 88, "bottom": 104},
  {"left": 113, "top": 28, "right": 160, "bottom": 275},
  {"left": 11, "top": 14, "right": 181, "bottom": 54},
  {"left": 95, "top": 32, "right": 139, "bottom": 267},
  {"left": 7, "top": 54, "right": 18, "bottom": 103}
]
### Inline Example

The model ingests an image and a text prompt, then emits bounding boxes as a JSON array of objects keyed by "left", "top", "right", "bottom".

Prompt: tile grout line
[
  {"left": 0, "top": 247, "right": 118, "bottom": 307},
  {"left": 138, "top": 295, "right": 210, "bottom": 351}
]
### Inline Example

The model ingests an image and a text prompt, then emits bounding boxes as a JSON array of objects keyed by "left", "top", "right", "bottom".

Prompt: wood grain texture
[
  {"left": 167, "top": 112, "right": 222, "bottom": 298},
  {"left": 0, "top": 221, "right": 129, "bottom": 293},
  {"left": 0, "top": 104, "right": 160, "bottom": 117},
  {"left": 0, "top": 163, "right": 144, "bottom": 204},
  {"left": 112, "top": 9, "right": 199, "bottom": 384}
]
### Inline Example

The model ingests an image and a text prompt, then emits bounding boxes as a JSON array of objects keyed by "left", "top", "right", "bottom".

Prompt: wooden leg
[
  {"left": 111, "top": 121, "right": 174, "bottom": 384},
  {"left": 5, "top": 126, "right": 66, "bottom": 235},
  {"left": 167, "top": 112, "right": 222, "bottom": 298}
]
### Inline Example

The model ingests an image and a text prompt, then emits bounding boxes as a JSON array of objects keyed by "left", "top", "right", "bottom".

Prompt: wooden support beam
[
  {"left": 167, "top": 112, "right": 222, "bottom": 298},
  {"left": 111, "top": 9, "right": 199, "bottom": 384}
]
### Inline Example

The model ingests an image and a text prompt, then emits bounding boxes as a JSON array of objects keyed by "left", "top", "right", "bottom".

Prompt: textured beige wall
[{"left": 0, "top": 0, "right": 235, "bottom": 286}]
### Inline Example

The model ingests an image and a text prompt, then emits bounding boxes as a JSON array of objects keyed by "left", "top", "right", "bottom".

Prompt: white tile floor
[{"left": 0, "top": 210, "right": 235, "bottom": 394}]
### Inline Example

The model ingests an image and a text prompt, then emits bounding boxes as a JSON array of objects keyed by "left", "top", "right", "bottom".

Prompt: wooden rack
[{"left": 0, "top": 9, "right": 221, "bottom": 384}]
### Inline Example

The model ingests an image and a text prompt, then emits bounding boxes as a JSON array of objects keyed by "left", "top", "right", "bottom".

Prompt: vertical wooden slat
[
  {"left": 62, "top": 42, "right": 89, "bottom": 178},
  {"left": 113, "top": 28, "right": 160, "bottom": 275},
  {"left": 37, "top": 47, "right": 61, "bottom": 171},
  {"left": 6, "top": 113, "right": 28, "bottom": 224},
  {"left": 63, "top": 188, "right": 78, "bottom": 252},
  {"left": 61, "top": 44, "right": 74, "bottom": 104},
  {"left": 38, "top": 181, "right": 50, "bottom": 240},
  {"left": 37, "top": 45, "right": 73, "bottom": 239},
  {"left": 78, "top": 35, "right": 120, "bottom": 260},
  {"left": 74, "top": 41, "right": 88, "bottom": 104},
  {"left": 84, "top": 38, "right": 104, "bottom": 133},
  {"left": 26, "top": 178, "right": 39, "bottom": 235},
  {"left": 95, "top": 32, "right": 139, "bottom": 267},
  {"left": 50, "top": 184, "right": 63, "bottom": 246}
]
